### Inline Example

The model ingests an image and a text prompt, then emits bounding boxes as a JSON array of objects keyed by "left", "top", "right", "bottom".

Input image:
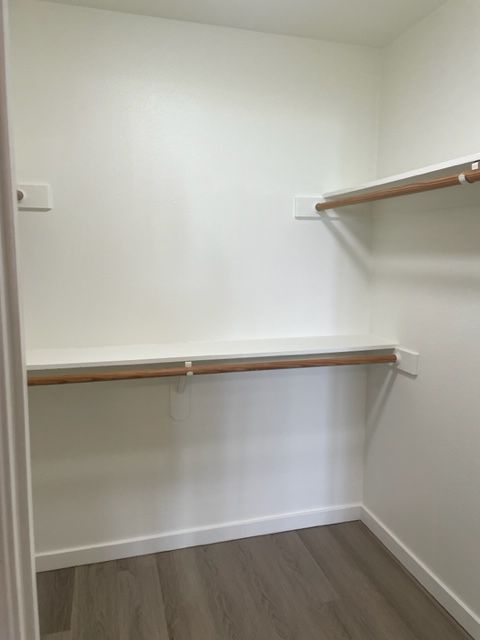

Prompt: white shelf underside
[{"left": 26, "top": 335, "right": 397, "bottom": 371}]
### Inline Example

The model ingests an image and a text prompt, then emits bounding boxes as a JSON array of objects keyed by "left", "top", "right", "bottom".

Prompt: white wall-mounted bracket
[
  {"left": 395, "top": 348, "right": 420, "bottom": 376},
  {"left": 17, "top": 183, "right": 53, "bottom": 212},
  {"left": 294, "top": 196, "right": 340, "bottom": 220},
  {"left": 169, "top": 361, "right": 193, "bottom": 421}
]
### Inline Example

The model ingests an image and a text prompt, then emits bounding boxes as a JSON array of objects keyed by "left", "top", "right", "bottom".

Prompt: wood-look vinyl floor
[{"left": 37, "top": 522, "right": 473, "bottom": 640}]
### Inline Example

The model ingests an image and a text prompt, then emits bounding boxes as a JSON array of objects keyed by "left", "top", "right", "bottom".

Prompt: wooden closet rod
[
  {"left": 27, "top": 353, "right": 397, "bottom": 386},
  {"left": 316, "top": 168, "right": 480, "bottom": 212}
]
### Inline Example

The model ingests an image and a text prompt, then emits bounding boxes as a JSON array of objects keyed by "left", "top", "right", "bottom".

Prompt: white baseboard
[
  {"left": 36, "top": 503, "right": 361, "bottom": 572},
  {"left": 361, "top": 506, "right": 480, "bottom": 640}
]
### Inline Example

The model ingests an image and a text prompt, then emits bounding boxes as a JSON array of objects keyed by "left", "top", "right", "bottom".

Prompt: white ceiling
[{"left": 45, "top": 0, "right": 445, "bottom": 47}]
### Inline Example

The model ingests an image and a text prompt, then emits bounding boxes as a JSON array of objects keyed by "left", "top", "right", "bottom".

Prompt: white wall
[
  {"left": 377, "top": 0, "right": 480, "bottom": 175},
  {"left": 13, "top": 0, "right": 379, "bottom": 348},
  {"left": 11, "top": 0, "right": 381, "bottom": 559},
  {"left": 366, "top": 0, "right": 480, "bottom": 629}
]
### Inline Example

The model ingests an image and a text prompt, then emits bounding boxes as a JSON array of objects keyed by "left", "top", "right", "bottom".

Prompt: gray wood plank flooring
[
  {"left": 37, "top": 568, "right": 74, "bottom": 636},
  {"left": 37, "top": 522, "right": 473, "bottom": 640}
]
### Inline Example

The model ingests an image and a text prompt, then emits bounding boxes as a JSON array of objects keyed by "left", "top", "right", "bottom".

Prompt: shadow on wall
[
  {"left": 364, "top": 366, "right": 397, "bottom": 448},
  {"left": 29, "top": 365, "right": 366, "bottom": 554},
  {"left": 321, "top": 209, "right": 373, "bottom": 335},
  {"left": 365, "top": 192, "right": 480, "bottom": 435},
  {"left": 371, "top": 190, "right": 480, "bottom": 286}
]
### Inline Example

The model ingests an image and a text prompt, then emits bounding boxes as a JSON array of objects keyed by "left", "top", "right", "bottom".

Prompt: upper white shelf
[
  {"left": 323, "top": 152, "right": 480, "bottom": 200},
  {"left": 295, "top": 152, "right": 480, "bottom": 218},
  {"left": 26, "top": 334, "right": 397, "bottom": 371}
]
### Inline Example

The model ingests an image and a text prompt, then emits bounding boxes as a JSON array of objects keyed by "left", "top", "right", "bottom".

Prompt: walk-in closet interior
[{"left": 6, "top": 0, "right": 480, "bottom": 637}]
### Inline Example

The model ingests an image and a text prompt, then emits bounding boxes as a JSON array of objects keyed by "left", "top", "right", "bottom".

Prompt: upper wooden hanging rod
[
  {"left": 27, "top": 352, "right": 397, "bottom": 386},
  {"left": 315, "top": 168, "right": 480, "bottom": 212}
]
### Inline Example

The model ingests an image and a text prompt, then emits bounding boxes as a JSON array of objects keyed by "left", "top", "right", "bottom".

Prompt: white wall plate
[
  {"left": 17, "top": 184, "right": 53, "bottom": 212},
  {"left": 395, "top": 347, "right": 420, "bottom": 376},
  {"left": 294, "top": 196, "right": 340, "bottom": 220}
]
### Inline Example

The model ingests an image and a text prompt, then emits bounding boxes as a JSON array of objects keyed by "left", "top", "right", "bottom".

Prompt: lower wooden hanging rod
[
  {"left": 315, "top": 168, "right": 480, "bottom": 212},
  {"left": 27, "top": 353, "right": 397, "bottom": 386}
]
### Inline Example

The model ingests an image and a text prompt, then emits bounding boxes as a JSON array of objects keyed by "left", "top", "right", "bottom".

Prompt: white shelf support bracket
[
  {"left": 395, "top": 348, "right": 420, "bottom": 376},
  {"left": 170, "top": 361, "right": 193, "bottom": 421}
]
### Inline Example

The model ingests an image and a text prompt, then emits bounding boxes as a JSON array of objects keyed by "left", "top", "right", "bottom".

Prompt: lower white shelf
[{"left": 26, "top": 334, "right": 397, "bottom": 371}]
